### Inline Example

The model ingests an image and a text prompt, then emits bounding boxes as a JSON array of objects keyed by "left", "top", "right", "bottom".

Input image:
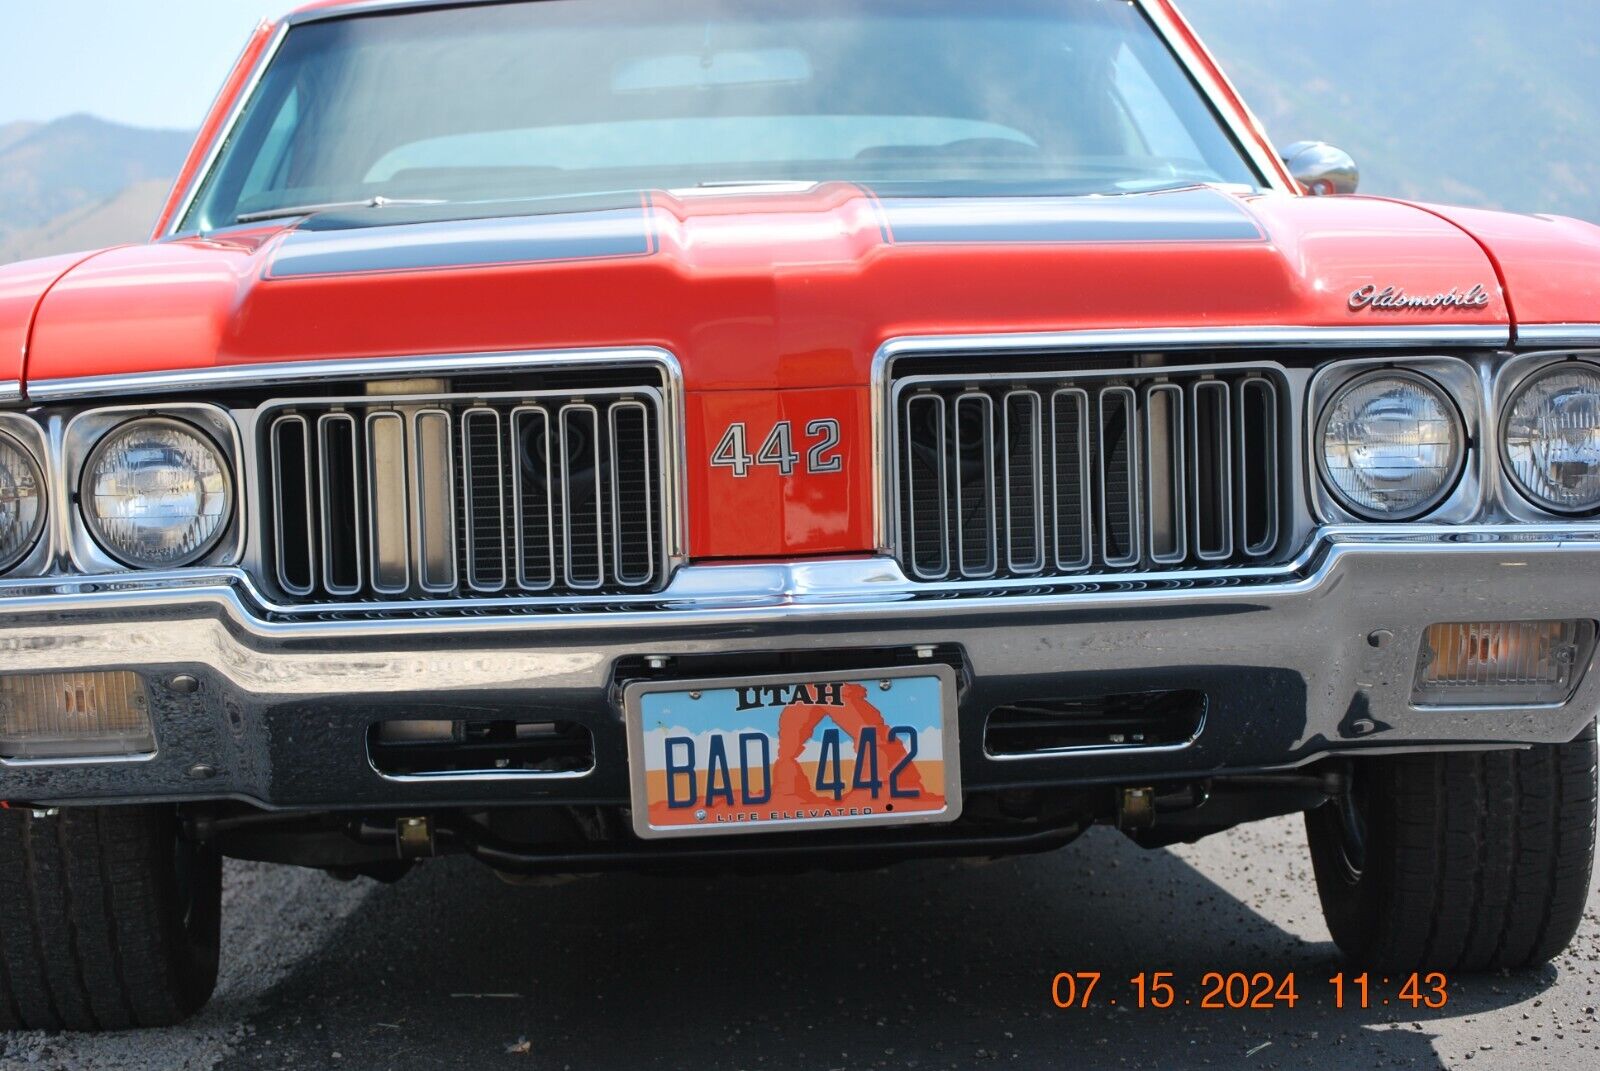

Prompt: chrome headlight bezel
[
  {"left": 1499, "top": 358, "right": 1600, "bottom": 517},
  {"left": 78, "top": 415, "right": 236, "bottom": 570},
  {"left": 60, "top": 404, "right": 245, "bottom": 576},
  {"left": 1314, "top": 367, "right": 1470, "bottom": 522},
  {"left": 0, "top": 429, "right": 48, "bottom": 575}
]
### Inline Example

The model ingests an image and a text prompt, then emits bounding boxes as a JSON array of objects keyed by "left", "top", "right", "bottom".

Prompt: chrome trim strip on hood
[
  {"left": 25, "top": 346, "right": 680, "bottom": 400},
  {"left": 875, "top": 325, "right": 1510, "bottom": 365},
  {"left": 1516, "top": 324, "right": 1600, "bottom": 348}
]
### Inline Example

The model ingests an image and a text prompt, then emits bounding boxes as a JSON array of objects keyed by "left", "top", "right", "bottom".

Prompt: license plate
[{"left": 624, "top": 665, "right": 961, "bottom": 839}]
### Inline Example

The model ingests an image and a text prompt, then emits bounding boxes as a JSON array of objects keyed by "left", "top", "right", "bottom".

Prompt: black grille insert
[
  {"left": 895, "top": 367, "right": 1287, "bottom": 581},
  {"left": 262, "top": 385, "right": 668, "bottom": 602}
]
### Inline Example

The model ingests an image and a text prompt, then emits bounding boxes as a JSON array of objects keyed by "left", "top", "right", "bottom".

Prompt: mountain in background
[
  {"left": 0, "top": 122, "right": 42, "bottom": 154},
  {"left": 0, "top": 115, "right": 189, "bottom": 263},
  {"left": 1182, "top": 0, "right": 1600, "bottom": 221},
  {"left": 0, "top": 179, "right": 174, "bottom": 265},
  {"left": 0, "top": 2, "right": 1596, "bottom": 266}
]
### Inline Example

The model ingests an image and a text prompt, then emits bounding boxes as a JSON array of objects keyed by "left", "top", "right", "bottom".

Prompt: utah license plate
[{"left": 623, "top": 665, "right": 960, "bottom": 839}]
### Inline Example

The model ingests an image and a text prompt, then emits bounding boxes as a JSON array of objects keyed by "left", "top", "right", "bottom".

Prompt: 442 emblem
[{"left": 711, "top": 420, "right": 843, "bottom": 477}]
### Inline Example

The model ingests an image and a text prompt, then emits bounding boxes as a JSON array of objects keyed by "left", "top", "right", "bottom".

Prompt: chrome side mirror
[{"left": 1282, "top": 141, "right": 1359, "bottom": 196}]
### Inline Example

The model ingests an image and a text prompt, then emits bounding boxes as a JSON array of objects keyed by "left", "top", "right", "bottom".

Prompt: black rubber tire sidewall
[
  {"left": 150, "top": 807, "right": 224, "bottom": 1020},
  {"left": 1306, "top": 722, "right": 1598, "bottom": 973}
]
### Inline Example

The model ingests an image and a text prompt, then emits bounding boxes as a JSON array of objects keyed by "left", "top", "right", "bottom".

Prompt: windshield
[{"left": 182, "top": 0, "right": 1261, "bottom": 231}]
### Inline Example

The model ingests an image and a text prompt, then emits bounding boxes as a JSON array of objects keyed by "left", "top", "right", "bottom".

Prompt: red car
[{"left": 2, "top": 0, "right": 1597, "bottom": 1030}]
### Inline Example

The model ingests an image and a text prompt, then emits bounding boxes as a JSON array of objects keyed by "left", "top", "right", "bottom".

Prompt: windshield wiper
[{"left": 235, "top": 196, "right": 447, "bottom": 225}]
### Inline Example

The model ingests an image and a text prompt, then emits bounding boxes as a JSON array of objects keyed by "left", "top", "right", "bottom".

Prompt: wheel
[
  {"left": 0, "top": 806, "right": 221, "bottom": 1031},
  {"left": 1306, "top": 721, "right": 1597, "bottom": 972}
]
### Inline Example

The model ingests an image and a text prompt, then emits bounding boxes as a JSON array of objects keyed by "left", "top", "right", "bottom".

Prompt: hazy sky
[{"left": 0, "top": 1, "right": 297, "bottom": 129}]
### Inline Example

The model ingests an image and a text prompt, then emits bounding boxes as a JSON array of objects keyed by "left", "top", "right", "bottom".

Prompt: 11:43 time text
[{"left": 1050, "top": 971, "right": 1450, "bottom": 1011}]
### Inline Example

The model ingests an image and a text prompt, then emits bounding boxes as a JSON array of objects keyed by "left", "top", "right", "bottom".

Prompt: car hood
[
  {"left": 0, "top": 250, "right": 118, "bottom": 391},
  {"left": 17, "top": 183, "right": 1588, "bottom": 392}
]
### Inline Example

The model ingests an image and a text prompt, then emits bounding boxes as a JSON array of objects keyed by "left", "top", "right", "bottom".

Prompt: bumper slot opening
[
  {"left": 368, "top": 718, "right": 594, "bottom": 778},
  {"left": 985, "top": 689, "right": 1206, "bottom": 756}
]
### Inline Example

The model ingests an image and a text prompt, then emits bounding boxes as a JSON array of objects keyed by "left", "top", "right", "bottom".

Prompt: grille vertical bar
[
  {"left": 902, "top": 394, "right": 950, "bottom": 581},
  {"left": 366, "top": 411, "right": 412, "bottom": 594},
  {"left": 609, "top": 400, "right": 657, "bottom": 587},
  {"left": 952, "top": 393, "right": 999, "bottom": 579},
  {"left": 1144, "top": 384, "right": 1188, "bottom": 565},
  {"left": 269, "top": 415, "right": 317, "bottom": 596},
  {"left": 1237, "top": 378, "right": 1281, "bottom": 557},
  {"left": 1097, "top": 386, "right": 1141, "bottom": 568},
  {"left": 893, "top": 366, "right": 1286, "bottom": 582},
  {"left": 412, "top": 409, "right": 458, "bottom": 593},
  {"left": 1050, "top": 388, "right": 1092, "bottom": 572},
  {"left": 1002, "top": 390, "right": 1045, "bottom": 574},
  {"left": 559, "top": 403, "right": 605, "bottom": 591},
  {"left": 460, "top": 408, "right": 507, "bottom": 593},
  {"left": 1190, "top": 380, "right": 1235, "bottom": 562},
  {"left": 316, "top": 413, "right": 364, "bottom": 596}
]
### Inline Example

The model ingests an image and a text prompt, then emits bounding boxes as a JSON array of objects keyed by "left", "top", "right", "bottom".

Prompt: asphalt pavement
[{"left": 2, "top": 815, "right": 1597, "bottom": 1071}]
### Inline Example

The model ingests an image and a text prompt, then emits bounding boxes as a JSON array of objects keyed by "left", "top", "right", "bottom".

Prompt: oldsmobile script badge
[{"left": 1349, "top": 283, "right": 1493, "bottom": 312}]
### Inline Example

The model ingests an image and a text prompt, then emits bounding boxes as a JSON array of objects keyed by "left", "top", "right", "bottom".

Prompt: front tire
[
  {"left": 0, "top": 806, "right": 221, "bottom": 1032},
  {"left": 1306, "top": 722, "right": 1597, "bottom": 972}
]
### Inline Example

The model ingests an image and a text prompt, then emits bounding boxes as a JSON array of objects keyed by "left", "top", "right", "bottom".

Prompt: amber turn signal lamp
[
  {"left": 0, "top": 672, "right": 156, "bottom": 760},
  {"left": 1413, "top": 621, "right": 1596, "bottom": 707}
]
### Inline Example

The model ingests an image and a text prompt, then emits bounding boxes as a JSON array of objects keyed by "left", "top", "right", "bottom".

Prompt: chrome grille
[
  {"left": 893, "top": 368, "right": 1286, "bottom": 581},
  {"left": 263, "top": 386, "right": 669, "bottom": 602}
]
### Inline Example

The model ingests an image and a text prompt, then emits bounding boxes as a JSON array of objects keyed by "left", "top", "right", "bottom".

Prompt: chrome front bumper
[{"left": 1, "top": 530, "right": 1597, "bottom": 810}]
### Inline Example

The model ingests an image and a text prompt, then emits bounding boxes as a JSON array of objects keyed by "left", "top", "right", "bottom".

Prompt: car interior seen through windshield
[{"left": 185, "top": 0, "right": 1260, "bottom": 230}]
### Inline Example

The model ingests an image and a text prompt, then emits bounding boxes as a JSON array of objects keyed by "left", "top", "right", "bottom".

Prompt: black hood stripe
[
  {"left": 267, "top": 199, "right": 656, "bottom": 279},
  {"left": 874, "top": 187, "right": 1264, "bottom": 246}
]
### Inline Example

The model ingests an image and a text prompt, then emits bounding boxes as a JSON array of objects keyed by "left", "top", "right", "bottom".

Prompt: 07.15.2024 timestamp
[{"left": 1050, "top": 971, "right": 1450, "bottom": 1011}]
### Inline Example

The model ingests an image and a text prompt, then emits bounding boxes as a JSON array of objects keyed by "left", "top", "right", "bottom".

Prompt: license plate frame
[{"left": 623, "top": 664, "right": 962, "bottom": 840}]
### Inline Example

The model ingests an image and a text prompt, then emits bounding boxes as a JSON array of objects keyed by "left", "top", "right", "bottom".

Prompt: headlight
[
  {"left": 81, "top": 418, "right": 233, "bottom": 568},
  {"left": 1502, "top": 362, "right": 1600, "bottom": 515},
  {"left": 0, "top": 432, "right": 47, "bottom": 573},
  {"left": 1318, "top": 370, "right": 1465, "bottom": 520}
]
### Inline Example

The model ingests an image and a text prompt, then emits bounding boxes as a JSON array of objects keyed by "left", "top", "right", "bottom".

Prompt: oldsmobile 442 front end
[{"left": 0, "top": 0, "right": 1596, "bottom": 1030}]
